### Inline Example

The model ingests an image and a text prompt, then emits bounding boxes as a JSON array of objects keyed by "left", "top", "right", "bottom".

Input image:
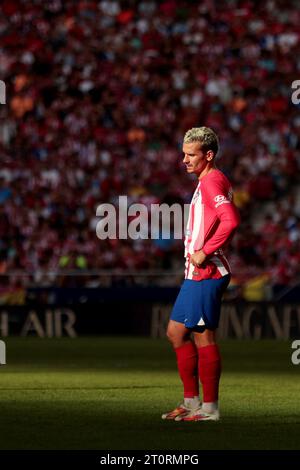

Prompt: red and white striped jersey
[{"left": 184, "top": 169, "right": 240, "bottom": 281}]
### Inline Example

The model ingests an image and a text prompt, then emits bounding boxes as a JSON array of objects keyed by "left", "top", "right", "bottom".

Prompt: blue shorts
[{"left": 170, "top": 275, "right": 231, "bottom": 331}]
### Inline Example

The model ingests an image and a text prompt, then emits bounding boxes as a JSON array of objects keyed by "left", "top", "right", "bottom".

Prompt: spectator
[{"left": 0, "top": 0, "right": 300, "bottom": 298}]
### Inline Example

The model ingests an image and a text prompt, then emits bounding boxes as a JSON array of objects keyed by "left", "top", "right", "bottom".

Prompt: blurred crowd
[{"left": 1, "top": 0, "right": 300, "bottom": 300}]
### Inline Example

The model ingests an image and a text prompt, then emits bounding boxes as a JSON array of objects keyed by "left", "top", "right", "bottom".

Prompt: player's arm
[
  {"left": 201, "top": 177, "right": 240, "bottom": 256},
  {"left": 191, "top": 177, "right": 240, "bottom": 267}
]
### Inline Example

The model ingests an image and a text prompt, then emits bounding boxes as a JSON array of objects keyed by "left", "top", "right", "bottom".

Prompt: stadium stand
[{"left": 0, "top": 0, "right": 300, "bottom": 300}]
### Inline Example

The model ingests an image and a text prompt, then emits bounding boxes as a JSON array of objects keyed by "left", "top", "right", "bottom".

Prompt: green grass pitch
[{"left": 0, "top": 337, "right": 299, "bottom": 450}]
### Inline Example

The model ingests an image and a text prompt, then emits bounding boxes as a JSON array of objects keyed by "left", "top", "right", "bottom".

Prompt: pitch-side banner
[{"left": 0, "top": 303, "right": 300, "bottom": 338}]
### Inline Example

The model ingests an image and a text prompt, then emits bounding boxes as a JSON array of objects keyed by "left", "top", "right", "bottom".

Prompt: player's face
[{"left": 182, "top": 142, "right": 210, "bottom": 176}]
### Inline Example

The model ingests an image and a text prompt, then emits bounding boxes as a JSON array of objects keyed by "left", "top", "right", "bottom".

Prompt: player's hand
[{"left": 190, "top": 250, "right": 207, "bottom": 268}]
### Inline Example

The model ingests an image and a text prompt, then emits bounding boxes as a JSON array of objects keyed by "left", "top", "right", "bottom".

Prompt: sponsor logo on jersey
[{"left": 214, "top": 194, "right": 231, "bottom": 208}]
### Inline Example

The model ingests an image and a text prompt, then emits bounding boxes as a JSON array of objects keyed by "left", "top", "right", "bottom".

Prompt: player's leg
[
  {"left": 178, "top": 275, "right": 230, "bottom": 422},
  {"left": 166, "top": 280, "right": 200, "bottom": 407},
  {"left": 166, "top": 319, "right": 199, "bottom": 405},
  {"left": 190, "top": 329, "right": 221, "bottom": 420},
  {"left": 162, "top": 314, "right": 200, "bottom": 420}
]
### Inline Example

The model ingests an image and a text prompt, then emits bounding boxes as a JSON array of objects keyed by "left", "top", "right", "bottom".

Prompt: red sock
[
  {"left": 174, "top": 342, "right": 199, "bottom": 398},
  {"left": 198, "top": 344, "right": 221, "bottom": 403}
]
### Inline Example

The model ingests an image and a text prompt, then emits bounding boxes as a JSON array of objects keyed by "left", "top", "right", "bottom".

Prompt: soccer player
[{"left": 162, "top": 127, "right": 240, "bottom": 422}]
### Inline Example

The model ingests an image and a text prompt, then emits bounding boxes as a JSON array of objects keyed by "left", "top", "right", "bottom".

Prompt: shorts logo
[{"left": 214, "top": 195, "right": 230, "bottom": 208}]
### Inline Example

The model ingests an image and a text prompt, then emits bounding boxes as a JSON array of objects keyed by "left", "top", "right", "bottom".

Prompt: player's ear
[{"left": 206, "top": 150, "right": 214, "bottom": 161}]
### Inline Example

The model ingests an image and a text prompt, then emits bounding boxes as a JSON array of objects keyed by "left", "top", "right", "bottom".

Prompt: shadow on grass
[{"left": 0, "top": 400, "right": 300, "bottom": 450}]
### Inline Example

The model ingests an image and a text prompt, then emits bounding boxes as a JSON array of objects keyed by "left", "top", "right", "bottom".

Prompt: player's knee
[
  {"left": 166, "top": 325, "right": 181, "bottom": 345},
  {"left": 194, "top": 337, "right": 215, "bottom": 348},
  {"left": 166, "top": 325, "right": 175, "bottom": 343},
  {"left": 166, "top": 324, "right": 187, "bottom": 347},
  {"left": 193, "top": 329, "right": 216, "bottom": 348}
]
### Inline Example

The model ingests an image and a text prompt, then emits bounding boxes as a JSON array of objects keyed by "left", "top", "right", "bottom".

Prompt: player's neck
[{"left": 198, "top": 164, "right": 217, "bottom": 181}]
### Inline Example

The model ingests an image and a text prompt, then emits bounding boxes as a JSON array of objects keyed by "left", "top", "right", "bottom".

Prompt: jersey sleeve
[{"left": 201, "top": 175, "right": 240, "bottom": 256}]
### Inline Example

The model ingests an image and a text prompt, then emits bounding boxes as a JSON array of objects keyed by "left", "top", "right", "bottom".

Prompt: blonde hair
[{"left": 183, "top": 127, "right": 219, "bottom": 156}]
